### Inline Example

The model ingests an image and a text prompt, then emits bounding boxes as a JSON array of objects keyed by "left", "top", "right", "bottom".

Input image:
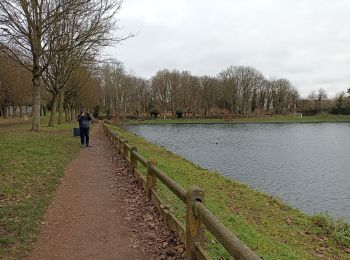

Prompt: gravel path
[{"left": 26, "top": 122, "right": 184, "bottom": 260}]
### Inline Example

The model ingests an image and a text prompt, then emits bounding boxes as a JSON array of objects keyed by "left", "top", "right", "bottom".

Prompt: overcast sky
[{"left": 108, "top": 0, "right": 349, "bottom": 98}]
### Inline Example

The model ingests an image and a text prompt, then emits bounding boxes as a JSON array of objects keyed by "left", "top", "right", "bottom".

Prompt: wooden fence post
[
  {"left": 186, "top": 187, "right": 205, "bottom": 260},
  {"left": 130, "top": 146, "right": 137, "bottom": 176},
  {"left": 146, "top": 159, "right": 157, "bottom": 199},
  {"left": 118, "top": 138, "right": 122, "bottom": 154},
  {"left": 112, "top": 134, "right": 115, "bottom": 146},
  {"left": 123, "top": 139, "right": 128, "bottom": 158},
  {"left": 114, "top": 135, "right": 118, "bottom": 147},
  {"left": 115, "top": 136, "right": 119, "bottom": 150}
]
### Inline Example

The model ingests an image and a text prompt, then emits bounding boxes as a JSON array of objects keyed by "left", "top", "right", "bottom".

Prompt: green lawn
[
  {"left": 0, "top": 117, "right": 80, "bottom": 259},
  {"left": 125, "top": 114, "right": 350, "bottom": 125},
  {"left": 106, "top": 123, "right": 350, "bottom": 260}
]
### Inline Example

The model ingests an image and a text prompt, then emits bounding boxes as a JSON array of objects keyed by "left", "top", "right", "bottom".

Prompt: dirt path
[{"left": 26, "top": 122, "right": 184, "bottom": 260}]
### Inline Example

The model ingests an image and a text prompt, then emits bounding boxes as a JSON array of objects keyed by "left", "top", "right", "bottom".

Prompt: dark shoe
[{"left": 86, "top": 145, "right": 92, "bottom": 147}]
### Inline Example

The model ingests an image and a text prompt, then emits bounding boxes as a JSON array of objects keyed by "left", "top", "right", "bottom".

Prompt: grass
[
  {"left": 0, "top": 116, "right": 81, "bottom": 259},
  {"left": 106, "top": 123, "right": 350, "bottom": 259},
  {"left": 125, "top": 114, "right": 350, "bottom": 125}
]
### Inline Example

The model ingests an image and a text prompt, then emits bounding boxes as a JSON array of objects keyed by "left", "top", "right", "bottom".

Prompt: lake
[{"left": 126, "top": 123, "right": 350, "bottom": 222}]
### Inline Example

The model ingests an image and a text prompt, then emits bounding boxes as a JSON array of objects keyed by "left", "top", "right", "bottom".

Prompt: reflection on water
[{"left": 126, "top": 123, "right": 350, "bottom": 222}]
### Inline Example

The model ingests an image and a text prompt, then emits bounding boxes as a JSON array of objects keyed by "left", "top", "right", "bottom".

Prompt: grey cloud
[{"left": 109, "top": 0, "right": 350, "bottom": 98}]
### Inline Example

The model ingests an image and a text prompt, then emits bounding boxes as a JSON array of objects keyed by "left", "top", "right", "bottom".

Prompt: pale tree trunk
[
  {"left": 57, "top": 92, "right": 64, "bottom": 124},
  {"left": 68, "top": 109, "right": 71, "bottom": 122},
  {"left": 31, "top": 74, "right": 41, "bottom": 131},
  {"left": 64, "top": 108, "right": 69, "bottom": 122},
  {"left": 1, "top": 106, "right": 6, "bottom": 118},
  {"left": 71, "top": 108, "right": 76, "bottom": 122},
  {"left": 65, "top": 106, "right": 72, "bottom": 123},
  {"left": 48, "top": 93, "right": 58, "bottom": 127},
  {"left": 67, "top": 106, "right": 72, "bottom": 122},
  {"left": 12, "top": 104, "right": 16, "bottom": 118},
  {"left": 70, "top": 108, "right": 73, "bottom": 122}
]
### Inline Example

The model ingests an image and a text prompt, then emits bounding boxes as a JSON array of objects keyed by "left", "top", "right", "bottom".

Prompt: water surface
[{"left": 126, "top": 123, "right": 350, "bottom": 221}]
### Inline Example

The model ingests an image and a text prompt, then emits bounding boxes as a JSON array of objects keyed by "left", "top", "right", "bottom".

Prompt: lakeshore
[
  {"left": 107, "top": 122, "right": 350, "bottom": 259},
  {"left": 125, "top": 114, "right": 350, "bottom": 125}
]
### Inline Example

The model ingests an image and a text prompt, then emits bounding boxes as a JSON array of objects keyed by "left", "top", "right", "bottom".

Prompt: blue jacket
[{"left": 77, "top": 113, "right": 92, "bottom": 128}]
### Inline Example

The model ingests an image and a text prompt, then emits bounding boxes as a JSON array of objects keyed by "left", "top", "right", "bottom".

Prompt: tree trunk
[
  {"left": 70, "top": 108, "right": 74, "bottom": 122},
  {"left": 19, "top": 104, "right": 23, "bottom": 118},
  {"left": 67, "top": 106, "right": 72, "bottom": 122},
  {"left": 31, "top": 74, "right": 41, "bottom": 131},
  {"left": 48, "top": 94, "right": 58, "bottom": 127},
  {"left": 12, "top": 105, "right": 16, "bottom": 118},
  {"left": 58, "top": 92, "right": 64, "bottom": 124},
  {"left": 42, "top": 105, "right": 46, "bottom": 116},
  {"left": 4, "top": 106, "right": 8, "bottom": 118}
]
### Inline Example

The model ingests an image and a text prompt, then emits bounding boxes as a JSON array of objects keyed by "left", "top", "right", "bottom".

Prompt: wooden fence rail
[{"left": 103, "top": 122, "right": 261, "bottom": 260}]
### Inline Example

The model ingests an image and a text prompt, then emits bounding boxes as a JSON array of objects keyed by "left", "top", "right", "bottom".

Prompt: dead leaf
[{"left": 286, "top": 217, "right": 293, "bottom": 224}]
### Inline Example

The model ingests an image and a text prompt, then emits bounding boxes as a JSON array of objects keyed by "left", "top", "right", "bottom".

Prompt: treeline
[
  {"left": 0, "top": 53, "right": 101, "bottom": 122},
  {"left": 0, "top": 54, "right": 32, "bottom": 117},
  {"left": 99, "top": 63, "right": 350, "bottom": 118},
  {"left": 100, "top": 64, "right": 298, "bottom": 117},
  {"left": 297, "top": 88, "right": 350, "bottom": 115},
  {"left": 0, "top": 0, "right": 125, "bottom": 129}
]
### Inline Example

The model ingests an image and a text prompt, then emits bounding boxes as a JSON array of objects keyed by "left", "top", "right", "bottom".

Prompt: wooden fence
[{"left": 103, "top": 122, "right": 261, "bottom": 260}]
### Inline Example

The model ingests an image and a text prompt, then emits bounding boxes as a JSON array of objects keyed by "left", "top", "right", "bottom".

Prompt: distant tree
[
  {"left": 317, "top": 88, "right": 328, "bottom": 112},
  {"left": 251, "top": 88, "right": 257, "bottom": 113},
  {"left": 271, "top": 78, "right": 295, "bottom": 114},
  {"left": 219, "top": 66, "right": 239, "bottom": 113},
  {"left": 0, "top": 54, "right": 31, "bottom": 118},
  {"left": 199, "top": 76, "right": 218, "bottom": 116},
  {"left": 336, "top": 92, "right": 346, "bottom": 114},
  {"left": 152, "top": 70, "right": 169, "bottom": 114}
]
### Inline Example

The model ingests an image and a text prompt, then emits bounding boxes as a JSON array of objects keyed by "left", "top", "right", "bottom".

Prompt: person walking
[{"left": 77, "top": 111, "right": 92, "bottom": 147}]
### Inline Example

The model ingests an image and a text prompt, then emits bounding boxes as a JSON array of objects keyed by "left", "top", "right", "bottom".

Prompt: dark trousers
[{"left": 80, "top": 127, "right": 89, "bottom": 145}]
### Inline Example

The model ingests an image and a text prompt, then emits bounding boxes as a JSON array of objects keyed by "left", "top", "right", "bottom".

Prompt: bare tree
[
  {"left": 317, "top": 88, "right": 327, "bottom": 112},
  {"left": 219, "top": 66, "right": 239, "bottom": 113},
  {"left": 199, "top": 76, "right": 218, "bottom": 116},
  {"left": 0, "top": 0, "right": 127, "bottom": 130},
  {"left": 0, "top": 53, "right": 31, "bottom": 118},
  {"left": 0, "top": 1, "right": 74, "bottom": 129},
  {"left": 168, "top": 70, "right": 182, "bottom": 116},
  {"left": 152, "top": 70, "right": 169, "bottom": 114},
  {"left": 271, "top": 78, "right": 295, "bottom": 114}
]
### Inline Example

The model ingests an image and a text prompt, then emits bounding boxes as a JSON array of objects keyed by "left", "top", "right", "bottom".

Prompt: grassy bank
[
  {"left": 0, "top": 117, "right": 80, "bottom": 259},
  {"left": 106, "top": 124, "right": 350, "bottom": 259},
  {"left": 125, "top": 114, "right": 350, "bottom": 125}
]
